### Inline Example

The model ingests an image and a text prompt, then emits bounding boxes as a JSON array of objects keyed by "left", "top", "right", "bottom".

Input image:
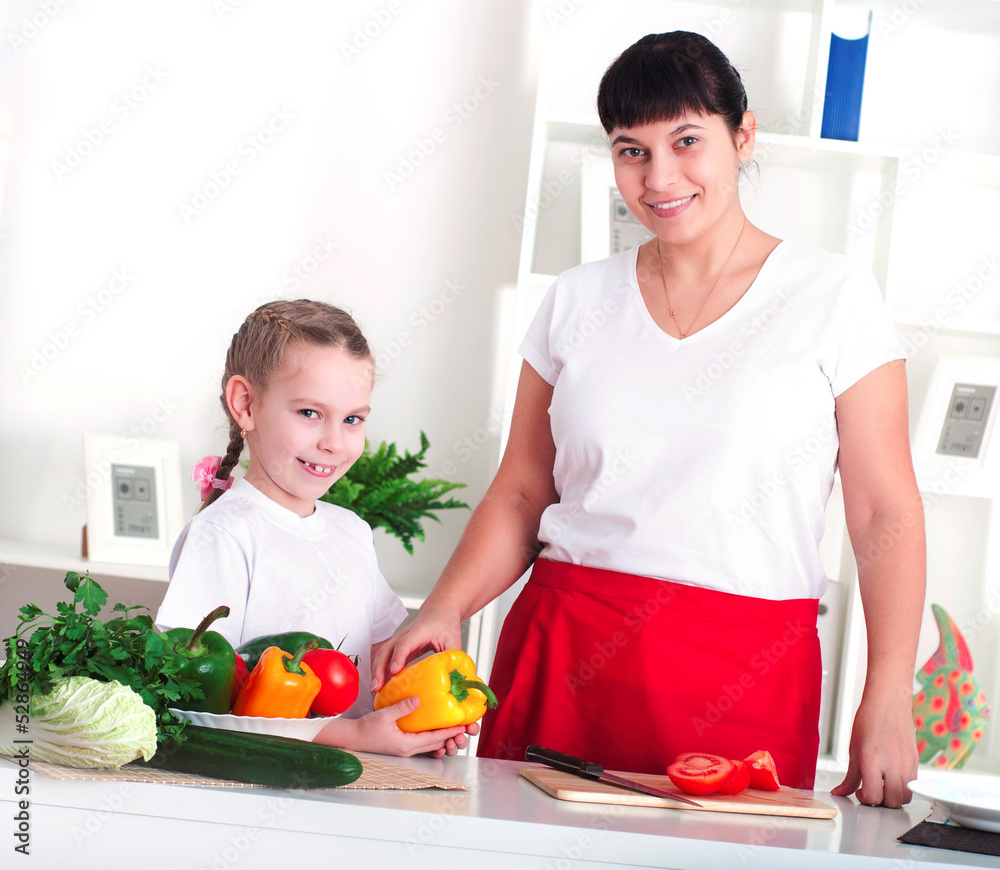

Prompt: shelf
[
  {"left": 0, "top": 538, "right": 168, "bottom": 582},
  {"left": 841, "top": 0, "right": 1000, "bottom": 32},
  {"left": 893, "top": 315, "right": 1000, "bottom": 339},
  {"left": 0, "top": 538, "right": 433, "bottom": 613},
  {"left": 541, "top": 111, "right": 1000, "bottom": 167},
  {"left": 915, "top": 479, "right": 998, "bottom": 503},
  {"left": 545, "top": 113, "right": 605, "bottom": 145},
  {"left": 526, "top": 271, "right": 557, "bottom": 286}
]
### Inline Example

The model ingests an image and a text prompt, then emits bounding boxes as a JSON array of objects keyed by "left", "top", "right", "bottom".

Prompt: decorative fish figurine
[{"left": 913, "top": 603, "right": 990, "bottom": 769}]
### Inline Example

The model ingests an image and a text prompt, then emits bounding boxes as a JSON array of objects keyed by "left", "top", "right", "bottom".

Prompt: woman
[{"left": 373, "top": 32, "right": 925, "bottom": 806}]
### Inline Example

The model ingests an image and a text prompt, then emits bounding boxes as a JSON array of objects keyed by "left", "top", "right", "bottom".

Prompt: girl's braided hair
[{"left": 201, "top": 299, "right": 373, "bottom": 510}]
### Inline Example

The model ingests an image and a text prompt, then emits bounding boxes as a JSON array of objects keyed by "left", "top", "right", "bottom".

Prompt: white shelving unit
[{"left": 491, "top": 0, "right": 1000, "bottom": 774}]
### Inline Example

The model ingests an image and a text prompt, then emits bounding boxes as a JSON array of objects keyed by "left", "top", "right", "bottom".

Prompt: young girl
[
  {"left": 375, "top": 32, "right": 925, "bottom": 804},
  {"left": 157, "top": 299, "right": 472, "bottom": 757}
]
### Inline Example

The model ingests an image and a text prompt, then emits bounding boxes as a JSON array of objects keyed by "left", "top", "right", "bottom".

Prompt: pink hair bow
[{"left": 192, "top": 455, "right": 234, "bottom": 501}]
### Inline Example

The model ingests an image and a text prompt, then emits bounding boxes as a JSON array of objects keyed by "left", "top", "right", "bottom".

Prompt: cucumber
[
  {"left": 137, "top": 724, "right": 363, "bottom": 788},
  {"left": 236, "top": 631, "right": 334, "bottom": 670}
]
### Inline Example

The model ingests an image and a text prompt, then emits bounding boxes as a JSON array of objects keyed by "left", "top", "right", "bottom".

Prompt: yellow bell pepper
[{"left": 374, "top": 649, "right": 498, "bottom": 732}]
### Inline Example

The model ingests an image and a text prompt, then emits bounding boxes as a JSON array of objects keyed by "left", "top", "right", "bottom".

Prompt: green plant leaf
[
  {"left": 75, "top": 575, "right": 109, "bottom": 616},
  {"left": 319, "top": 431, "right": 468, "bottom": 552},
  {"left": 19, "top": 603, "right": 43, "bottom": 620}
]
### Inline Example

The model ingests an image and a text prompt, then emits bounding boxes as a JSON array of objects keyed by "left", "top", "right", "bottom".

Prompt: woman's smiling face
[
  {"left": 240, "top": 342, "right": 373, "bottom": 517},
  {"left": 610, "top": 111, "right": 755, "bottom": 246}
]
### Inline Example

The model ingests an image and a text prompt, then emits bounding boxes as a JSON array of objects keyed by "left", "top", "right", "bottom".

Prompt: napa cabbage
[{"left": 0, "top": 676, "right": 157, "bottom": 769}]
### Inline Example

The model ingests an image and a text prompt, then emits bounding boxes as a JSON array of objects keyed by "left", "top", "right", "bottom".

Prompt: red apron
[{"left": 477, "top": 558, "right": 822, "bottom": 790}]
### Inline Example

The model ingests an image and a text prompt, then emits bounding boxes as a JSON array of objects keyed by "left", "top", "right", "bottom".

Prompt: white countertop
[{"left": 1, "top": 753, "right": 993, "bottom": 869}]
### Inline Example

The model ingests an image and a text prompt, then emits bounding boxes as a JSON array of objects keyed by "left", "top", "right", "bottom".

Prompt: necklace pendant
[
  {"left": 680, "top": 331, "right": 686, "bottom": 339},
  {"left": 669, "top": 309, "right": 676, "bottom": 317}
]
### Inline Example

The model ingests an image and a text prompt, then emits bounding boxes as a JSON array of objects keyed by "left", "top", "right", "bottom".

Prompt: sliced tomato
[
  {"left": 744, "top": 750, "right": 780, "bottom": 790},
  {"left": 715, "top": 759, "right": 751, "bottom": 795},
  {"left": 667, "top": 752, "right": 735, "bottom": 796}
]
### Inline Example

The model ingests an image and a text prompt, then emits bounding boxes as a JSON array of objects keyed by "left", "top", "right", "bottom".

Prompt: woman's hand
[
  {"left": 831, "top": 691, "right": 918, "bottom": 807},
  {"left": 835, "top": 360, "right": 924, "bottom": 809},
  {"left": 314, "top": 697, "right": 471, "bottom": 757},
  {"left": 370, "top": 608, "right": 463, "bottom": 693}
]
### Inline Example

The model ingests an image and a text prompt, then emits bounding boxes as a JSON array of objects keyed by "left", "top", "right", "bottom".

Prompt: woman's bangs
[{"left": 599, "top": 52, "right": 714, "bottom": 132}]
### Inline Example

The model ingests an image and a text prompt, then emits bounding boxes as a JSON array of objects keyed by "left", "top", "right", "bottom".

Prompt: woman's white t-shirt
[
  {"left": 519, "top": 239, "right": 904, "bottom": 600},
  {"left": 156, "top": 478, "right": 407, "bottom": 717}
]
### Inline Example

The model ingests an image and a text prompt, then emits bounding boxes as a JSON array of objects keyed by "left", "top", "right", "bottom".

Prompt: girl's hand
[
  {"left": 370, "top": 608, "right": 462, "bottom": 692},
  {"left": 317, "top": 697, "right": 469, "bottom": 757},
  {"left": 433, "top": 721, "right": 481, "bottom": 759}
]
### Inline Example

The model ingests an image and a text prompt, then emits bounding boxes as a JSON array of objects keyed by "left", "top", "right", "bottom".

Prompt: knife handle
[{"left": 525, "top": 745, "right": 605, "bottom": 778}]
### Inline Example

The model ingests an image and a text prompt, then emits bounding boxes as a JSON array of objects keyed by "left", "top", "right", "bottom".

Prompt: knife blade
[{"left": 525, "top": 745, "right": 702, "bottom": 808}]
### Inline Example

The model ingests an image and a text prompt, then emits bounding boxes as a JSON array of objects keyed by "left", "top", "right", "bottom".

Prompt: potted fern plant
[{"left": 320, "top": 431, "right": 468, "bottom": 554}]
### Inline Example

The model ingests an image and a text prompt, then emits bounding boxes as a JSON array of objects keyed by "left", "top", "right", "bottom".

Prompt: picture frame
[
  {"left": 83, "top": 433, "right": 184, "bottom": 566},
  {"left": 580, "top": 154, "right": 651, "bottom": 263},
  {"left": 912, "top": 355, "right": 1000, "bottom": 499}
]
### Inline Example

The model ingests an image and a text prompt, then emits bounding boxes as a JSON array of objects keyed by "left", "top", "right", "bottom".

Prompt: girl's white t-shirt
[
  {"left": 156, "top": 478, "right": 407, "bottom": 717},
  {"left": 519, "top": 239, "right": 904, "bottom": 600}
]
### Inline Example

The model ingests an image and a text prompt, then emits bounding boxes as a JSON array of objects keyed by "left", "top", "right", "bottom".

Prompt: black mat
[{"left": 899, "top": 820, "right": 1000, "bottom": 856}]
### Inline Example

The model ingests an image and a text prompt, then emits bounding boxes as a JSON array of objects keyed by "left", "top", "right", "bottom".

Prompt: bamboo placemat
[{"left": 2, "top": 754, "right": 469, "bottom": 791}]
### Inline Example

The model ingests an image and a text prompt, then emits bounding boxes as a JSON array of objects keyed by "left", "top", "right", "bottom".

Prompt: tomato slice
[
  {"left": 715, "top": 759, "right": 751, "bottom": 795},
  {"left": 667, "top": 752, "right": 735, "bottom": 796},
  {"left": 744, "top": 750, "right": 781, "bottom": 790}
]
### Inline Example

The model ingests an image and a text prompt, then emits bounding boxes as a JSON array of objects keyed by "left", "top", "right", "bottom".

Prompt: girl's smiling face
[
  {"left": 610, "top": 111, "right": 755, "bottom": 246},
  {"left": 236, "top": 343, "right": 373, "bottom": 517}
]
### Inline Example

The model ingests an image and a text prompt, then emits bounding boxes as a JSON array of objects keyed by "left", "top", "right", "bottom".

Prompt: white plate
[
  {"left": 909, "top": 774, "right": 1000, "bottom": 833},
  {"left": 170, "top": 709, "right": 337, "bottom": 742}
]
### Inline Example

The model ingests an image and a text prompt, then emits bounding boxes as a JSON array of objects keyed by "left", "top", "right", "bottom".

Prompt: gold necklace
[{"left": 657, "top": 218, "right": 747, "bottom": 339}]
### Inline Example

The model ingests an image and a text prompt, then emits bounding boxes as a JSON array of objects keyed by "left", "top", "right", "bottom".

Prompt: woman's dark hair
[{"left": 597, "top": 31, "right": 748, "bottom": 136}]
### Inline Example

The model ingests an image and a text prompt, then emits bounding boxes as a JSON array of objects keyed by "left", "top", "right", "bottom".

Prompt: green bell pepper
[
  {"left": 163, "top": 605, "right": 237, "bottom": 714},
  {"left": 236, "top": 631, "right": 333, "bottom": 671}
]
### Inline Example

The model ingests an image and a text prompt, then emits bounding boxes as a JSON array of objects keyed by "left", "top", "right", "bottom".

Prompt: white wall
[{"left": 0, "top": 1, "right": 538, "bottom": 604}]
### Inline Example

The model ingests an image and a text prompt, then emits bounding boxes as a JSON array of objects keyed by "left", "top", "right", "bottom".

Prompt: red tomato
[
  {"left": 667, "top": 752, "right": 735, "bottom": 795},
  {"left": 744, "top": 750, "right": 781, "bottom": 790},
  {"left": 230, "top": 652, "right": 249, "bottom": 710},
  {"left": 301, "top": 648, "right": 360, "bottom": 716},
  {"left": 715, "top": 759, "right": 751, "bottom": 795}
]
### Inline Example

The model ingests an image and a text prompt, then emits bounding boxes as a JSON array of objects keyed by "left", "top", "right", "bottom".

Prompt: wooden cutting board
[{"left": 520, "top": 766, "right": 837, "bottom": 819}]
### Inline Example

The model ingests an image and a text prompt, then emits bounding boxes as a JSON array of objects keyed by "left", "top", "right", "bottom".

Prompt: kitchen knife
[{"left": 525, "top": 745, "right": 702, "bottom": 808}]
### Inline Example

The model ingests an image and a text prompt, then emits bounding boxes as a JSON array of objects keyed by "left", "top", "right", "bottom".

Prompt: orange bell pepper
[
  {"left": 373, "top": 649, "right": 498, "bottom": 732},
  {"left": 232, "top": 641, "right": 321, "bottom": 718}
]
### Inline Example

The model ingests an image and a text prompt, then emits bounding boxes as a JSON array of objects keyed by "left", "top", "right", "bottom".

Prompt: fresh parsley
[{"left": 0, "top": 571, "right": 199, "bottom": 743}]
